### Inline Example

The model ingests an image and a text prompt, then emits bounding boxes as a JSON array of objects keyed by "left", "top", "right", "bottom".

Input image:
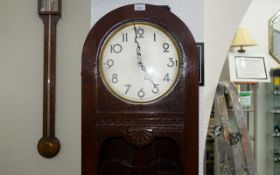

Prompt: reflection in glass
[
  {"left": 269, "top": 10, "right": 280, "bottom": 63},
  {"left": 40, "top": 0, "right": 59, "bottom": 12}
]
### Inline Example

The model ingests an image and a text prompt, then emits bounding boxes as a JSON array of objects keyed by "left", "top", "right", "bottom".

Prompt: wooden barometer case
[
  {"left": 82, "top": 4, "right": 198, "bottom": 175},
  {"left": 37, "top": 0, "right": 61, "bottom": 158}
]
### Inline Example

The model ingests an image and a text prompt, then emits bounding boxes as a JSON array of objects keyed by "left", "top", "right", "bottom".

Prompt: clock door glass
[{"left": 99, "top": 21, "right": 181, "bottom": 104}]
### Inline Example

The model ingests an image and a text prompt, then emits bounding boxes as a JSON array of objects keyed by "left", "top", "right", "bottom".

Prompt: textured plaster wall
[{"left": 0, "top": 0, "right": 251, "bottom": 175}]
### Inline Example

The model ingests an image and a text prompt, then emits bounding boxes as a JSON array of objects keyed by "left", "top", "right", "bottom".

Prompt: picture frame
[
  {"left": 228, "top": 53, "right": 270, "bottom": 83},
  {"left": 197, "top": 42, "right": 204, "bottom": 86}
]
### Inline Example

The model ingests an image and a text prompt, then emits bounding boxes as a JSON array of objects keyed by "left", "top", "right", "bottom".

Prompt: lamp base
[{"left": 238, "top": 46, "right": 246, "bottom": 53}]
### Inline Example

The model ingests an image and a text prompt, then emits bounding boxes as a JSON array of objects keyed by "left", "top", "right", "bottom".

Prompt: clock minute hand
[
  {"left": 133, "top": 25, "right": 153, "bottom": 82},
  {"left": 133, "top": 25, "right": 146, "bottom": 72},
  {"left": 133, "top": 25, "right": 158, "bottom": 89}
]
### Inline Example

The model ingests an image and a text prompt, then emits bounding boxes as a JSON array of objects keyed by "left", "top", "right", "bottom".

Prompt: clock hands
[
  {"left": 133, "top": 24, "right": 158, "bottom": 89},
  {"left": 133, "top": 25, "right": 145, "bottom": 71}
]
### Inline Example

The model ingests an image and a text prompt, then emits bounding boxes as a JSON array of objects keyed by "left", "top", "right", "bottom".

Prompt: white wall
[
  {"left": 239, "top": 0, "right": 280, "bottom": 67},
  {"left": 0, "top": 0, "right": 252, "bottom": 175},
  {"left": 91, "top": 0, "right": 203, "bottom": 42},
  {"left": 203, "top": 0, "right": 252, "bottom": 172},
  {"left": 238, "top": 1, "right": 280, "bottom": 174}
]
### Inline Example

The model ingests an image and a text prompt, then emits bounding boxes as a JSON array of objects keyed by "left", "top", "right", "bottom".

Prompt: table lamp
[{"left": 231, "top": 28, "right": 257, "bottom": 53}]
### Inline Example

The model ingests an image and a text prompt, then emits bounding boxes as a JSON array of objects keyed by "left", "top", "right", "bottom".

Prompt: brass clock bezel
[{"left": 98, "top": 20, "right": 183, "bottom": 105}]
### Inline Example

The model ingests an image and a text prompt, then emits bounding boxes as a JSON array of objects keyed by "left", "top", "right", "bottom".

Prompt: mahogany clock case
[{"left": 82, "top": 4, "right": 199, "bottom": 175}]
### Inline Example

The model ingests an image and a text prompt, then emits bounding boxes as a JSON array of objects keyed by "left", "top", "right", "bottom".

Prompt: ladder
[{"left": 213, "top": 81, "right": 258, "bottom": 175}]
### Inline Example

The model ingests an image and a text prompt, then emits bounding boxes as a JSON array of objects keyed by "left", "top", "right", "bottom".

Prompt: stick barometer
[{"left": 37, "top": 0, "right": 61, "bottom": 158}]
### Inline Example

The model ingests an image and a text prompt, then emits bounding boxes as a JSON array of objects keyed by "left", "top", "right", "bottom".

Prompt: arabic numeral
[
  {"left": 163, "top": 43, "right": 169, "bottom": 53},
  {"left": 137, "top": 88, "right": 145, "bottom": 99},
  {"left": 137, "top": 27, "right": 144, "bottom": 38},
  {"left": 163, "top": 73, "right": 171, "bottom": 82},
  {"left": 122, "top": 33, "right": 128, "bottom": 42},
  {"left": 124, "top": 84, "right": 131, "bottom": 94},
  {"left": 112, "top": 74, "right": 118, "bottom": 84},
  {"left": 105, "top": 59, "right": 114, "bottom": 69},
  {"left": 167, "top": 58, "right": 175, "bottom": 67},
  {"left": 110, "top": 44, "right": 122, "bottom": 54},
  {"left": 152, "top": 84, "right": 159, "bottom": 94}
]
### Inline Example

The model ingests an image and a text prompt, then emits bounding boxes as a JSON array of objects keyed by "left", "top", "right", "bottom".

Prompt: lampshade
[{"left": 231, "top": 28, "right": 257, "bottom": 52}]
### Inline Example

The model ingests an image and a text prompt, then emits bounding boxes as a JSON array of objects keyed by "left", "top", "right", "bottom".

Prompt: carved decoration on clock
[
  {"left": 126, "top": 128, "right": 159, "bottom": 146},
  {"left": 96, "top": 117, "right": 184, "bottom": 128}
]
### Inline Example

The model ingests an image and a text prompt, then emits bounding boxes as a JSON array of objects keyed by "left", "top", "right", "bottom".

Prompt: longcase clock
[{"left": 82, "top": 4, "right": 199, "bottom": 175}]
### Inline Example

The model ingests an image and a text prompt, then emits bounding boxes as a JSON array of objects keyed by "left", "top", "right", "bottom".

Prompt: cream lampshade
[{"left": 231, "top": 28, "right": 257, "bottom": 53}]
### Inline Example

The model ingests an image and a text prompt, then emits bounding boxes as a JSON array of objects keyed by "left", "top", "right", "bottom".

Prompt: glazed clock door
[{"left": 82, "top": 4, "right": 199, "bottom": 175}]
